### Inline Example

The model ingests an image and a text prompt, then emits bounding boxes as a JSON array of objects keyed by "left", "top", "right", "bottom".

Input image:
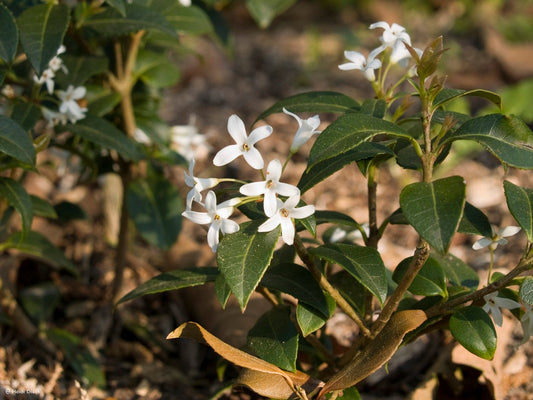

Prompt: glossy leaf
[
  {"left": 162, "top": 4, "right": 213, "bottom": 34},
  {"left": 116, "top": 267, "right": 218, "bottom": 305},
  {"left": 434, "top": 88, "right": 502, "bottom": 110},
  {"left": 245, "top": 0, "right": 297, "bottom": 28},
  {"left": 504, "top": 180, "right": 533, "bottom": 242},
  {"left": 308, "top": 113, "right": 410, "bottom": 169},
  {"left": 261, "top": 263, "right": 329, "bottom": 318},
  {"left": 310, "top": 243, "right": 388, "bottom": 304},
  {"left": 55, "top": 55, "right": 109, "bottom": 86},
  {"left": 0, "top": 3, "right": 18, "bottom": 63},
  {"left": 256, "top": 91, "right": 360, "bottom": 123},
  {"left": 458, "top": 202, "right": 493, "bottom": 237},
  {"left": 0, "top": 177, "right": 33, "bottom": 234},
  {"left": 105, "top": 0, "right": 127, "bottom": 16},
  {"left": 450, "top": 306, "right": 497, "bottom": 360},
  {"left": 360, "top": 99, "right": 387, "bottom": 118},
  {"left": 393, "top": 256, "right": 447, "bottom": 297},
  {"left": 67, "top": 115, "right": 143, "bottom": 161},
  {"left": 217, "top": 221, "right": 280, "bottom": 310},
  {"left": 313, "top": 210, "right": 359, "bottom": 228},
  {"left": 0, "top": 115, "right": 36, "bottom": 165},
  {"left": 400, "top": 176, "right": 466, "bottom": 253},
  {"left": 442, "top": 114, "right": 533, "bottom": 169},
  {"left": 519, "top": 277, "right": 533, "bottom": 305},
  {"left": 17, "top": 3, "right": 69, "bottom": 75},
  {"left": 127, "top": 174, "right": 182, "bottom": 250},
  {"left": 429, "top": 252, "right": 479, "bottom": 290},
  {"left": 247, "top": 306, "right": 298, "bottom": 371},
  {"left": 10, "top": 100, "right": 42, "bottom": 131},
  {"left": 296, "top": 293, "right": 336, "bottom": 337}
]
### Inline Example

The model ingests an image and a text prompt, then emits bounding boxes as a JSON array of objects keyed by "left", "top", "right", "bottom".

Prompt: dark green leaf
[
  {"left": 55, "top": 55, "right": 109, "bottom": 86},
  {"left": 54, "top": 201, "right": 86, "bottom": 221},
  {"left": 310, "top": 243, "right": 388, "bottom": 304},
  {"left": 261, "top": 263, "right": 329, "bottom": 318},
  {"left": 67, "top": 115, "right": 143, "bottom": 161},
  {"left": 434, "top": 88, "right": 502, "bottom": 110},
  {"left": 162, "top": 4, "right": 213, "bottom": 34},
  {"left": 519, "top": 277, "right": 533, "bottom": 305},
  {"left": 296, "top": 293, "right": 336, "bottom": 337},
  {"left": 30, "top": 195, "right": 57, "bottom": 219},
  {"left": 329, "top": 270, "right": 368, "bottom": 315},
  {"left": 450, "top": 306, "right": 497, "bottom": 360},
  {"left": 430, "top": 252, "right": 479, "bottom": 290},
  {"left": 0, "top": 3, "right": 18, "bottom": 63},
  {"left": 214, "top": 273, "right": 231, "bottom": 309},
  {"left": 17, "top": 3, "right": 69, "bottom": 75},
  {"left": 19, "top": 282, "right": 60, "bottom": 324},
  {"left": 106, "top": 0, "right": 127, "bottom": 16},
  {"left": 442, "top": 114, "right": 533, "bottom": 169},
  {"left": 360, "top": 99, "right": 386, "bottom": 118},
  {"left": 504, "top": 180, "right": 533, "bottom": 242},
  {"left": 400, "top": 176, "right": 466, "bottom": 253},
  {"left": 458, "top": 202, "right": 493, "bottom": 237},
  {"left": 314, "top": 210, "right": 359, "bottom": 228},
  {"left": 393, "top": 256, "right": 447, "bottom": 297},
  {"left": 308, "top": 113, "right": 410, "bottom": 169},
  {"left": 10, "top": 100, "right": 41, "bottom": 131},
  {"left": 247, "top": 306, "right": 298, "bottom": 371},
  {"left": 0, "top": 177, "right": 32, "bottom": 234},
  {"left": 135, "top": 50, "right": 180, "bottom": 88},
  {"left": 127, "top": 174, "right": 182, "bottom": 250},
  {"left": 217, "top": 220, "right": 280, "bottom": 310},
  {"left": 245, "top": 0, "right": 297, "bottom": 28},
  {"left": 0, "top": 115, "right": 36, "bottom": 165},
  {"left": 116, "top": 267, "right": 218, "bottom": 305},
  {"left": 256, "top": 91, "right": 360, "bottom": 123}
]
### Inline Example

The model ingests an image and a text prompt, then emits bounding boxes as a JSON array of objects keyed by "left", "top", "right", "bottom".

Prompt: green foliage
[{"left": 450, "top": 306, "right": 497, "bottom": 360}]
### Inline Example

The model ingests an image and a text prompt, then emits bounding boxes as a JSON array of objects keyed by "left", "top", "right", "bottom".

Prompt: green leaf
[
  {"left": 0, "top": 3, "right": 18, "bottom": 63},
  {"left": 116, "top": 267, "right": 219, "bottom": 305},
  {"left": 504, "top": 180, "right": 533, "bottom": 242},
  {"left": 105, "top": 0, "right": 127, "bottom": 16},
  {"left": 310, "top": 243, "right": 388, "bottom": 304},
  {"left": 54, "top": 201, "right": 86, "bottom": 221},
  {"left": 329, "top": 271, "right": 368, "bottom": 315},
  {"left": 67, "top": 115, "right": 143, "bottom": 161},
  {"left": 449, "top": 306, "right": 497, "bottom": 360},
  {"left": 458, "top": 202, "right": 493, "bottom": 237},
  {"left": 442, "top": 114, "right": 533, "bottom": 169},
  {"left": 314, "top": 210, "right": 359, "bottom": 228},
  {"left": 55, "top": 55, "right": 109, "bottom": 87},
  {"left": 261, "top": 263, "right": 329, "bottom": 318},
  {"left": 360, "top": 99, "right": 387, "bottom": 118},
  {"left": 17, "top": 3, "right": 69, "bottom": 75},
  {"left": 10, "top": 100, "right": 42, "bottom": 131},
  {"left": 217, "top": 220, "right": 280, "bottom": 310},
  {"left": 434, "top": 88, "right": 502, "bottom": 110},
  {"left": 135, "top": 50, "right": 180, "bottom": 88},
  {"left": 126, "top": 174, "right": 182, "bottom": 250},
  {"left": 519, "top": 277, "right": 533, "bottom": 305},
  {"left": 393, "top": 256, "right": 447, "bottom": 297},
  {"left": 245, "top": 0, "right": 297, "bottom": 28},
  {"left": 30, "top": 195, "right": 57, "bottom": 219},
  {"left": 308, "top": 113, "right": 410, "bottom": 169},
  {"left": 19, "top": 282, "right": 60, "bottom": 324},
  {"left": 162, "top": 4, "right": 213, "bottom": 34},
  {"left": 430, "top": 252, "right": 479, "bottom": 290},
  {"left": 256, "top": 91, "right": 360, "bottom": 123},
  {"left": 247, "top": 306, "right": 298, "bottom": 371},
  {"left": 299, "top": 142, "right": 393, "bottom": 193},
  {"left": 0, "top": 115, "right": 36, "bottom": 165},
  {"left": 83, "top": 3, "right": 178, "bottom": 38},
  {"left": 0, "top": 177, "right": 33, "bottom": 234},
  {"left": 400, "top": 176, "right": 466, "bottom": 253},
  {"left": 0, "top": 231, "right": 77, "bottom": 274},
  {"left": 296, "top": 293, "right": 336, "bottom": 337}
]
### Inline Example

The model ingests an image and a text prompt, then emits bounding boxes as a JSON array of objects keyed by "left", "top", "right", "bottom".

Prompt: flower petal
[
  {"left": 472, "top": 237, "right": 492, "bottom": 250},
  {"left": 283, "top": 108, "right": 303, "bottom": 127},
  {"left": 227, "top": 114, "right": 247, "bottom": 144},
  {"left": 290, "top": 204, "right": 315, "bottom": 220},
  {"left": 276, "top": 182, "right": 300, "bottom": 197},
  {"left": 248, "top": 125, "right": 273, "bottom": 144},
  {"left": 221, "top": 219, "right": 240, "bottom": 235},
  {"left": 280, "top": 216, "right": 295, "bottom": 245},
  {"left": 182, "top": 210, "right": 211, "bottom": 225},
  {"left": 499, "top": 226, "right": 521, "bottom": 238},
  {"left": 263, "top": 190, "right": 278, "bottom": 217},
  {"left": 258, "top": 214, "right": 281, "bottom": 233},
  {"left": 213, "top": 144, "right": 241, "bottom": 166},
  {"left": 207, "top": 224, "right": 220, "bottom": 252},
  {"left": 242, "top": 146, "right": 265, "bottom": 170},
  {"left": 266, "top": 159, "right": 282, "bottom": 181},
  {"left": 239, "top": 181, "right": 267, "bottom": 196},
  {"left": 204, "top": 191, "right": 217, "bottom": 213}
]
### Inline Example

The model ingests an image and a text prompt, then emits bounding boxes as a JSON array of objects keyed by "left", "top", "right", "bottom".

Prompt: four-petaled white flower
[
  {"left": 520, "top": 303, "right": 533, "bottom": 342},
  {"left": 48, "top": 45, "right": 68, "bottom": 74},
  {"left": 170, "top": 116, "right": 211, "bottom": 162},
  {"left": 57, "top": 85, "right": 87, "bottom": 123},
  {"left": 472, "top": 226, "right": 521, "bottom": 251},
  {"left": 213, "top": 114, "right": 272, "bottom": 170},
  {"left": 338, "top": 48, "right": 382, "bottom": 81},
  {"left": 184, "top": 159, "right": 219, "bottom": 210},
  {"left": 282, "top": 108, "right": 322, "bottom": 152},
  {"left": 258, "top": 193, "right": 315, "bottom": 245},
  {"left": 482, "top": 291, "right": 521, "bottom": 327},
  {"left": 34, "top": 68, "right": 56, "bottom": 94},
  {"left": 42, "top": 107, "right": 68, "bottom": 128},
  {"left": 182, "top": 191, "right": 239, "bottom": 252},
  {"left": 239, "top": 159, "right": 299, "bottom": 217},
  {"left": 370, "top": 21, "right": 412, "bottom": 66}
]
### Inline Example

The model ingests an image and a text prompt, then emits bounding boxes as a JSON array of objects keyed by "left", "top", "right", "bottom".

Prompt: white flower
[
  {"left": 170, "top": 116, "right": 211, "bottom": 161},
  {"left": 133, "top": 128, "right": 152, "bottom": 145},
  {"left": 33, "top": 68, "right": 56, "bottom": 94},
  {"left": 369, "top": 21, "right": 412, "bottom": 65},
  {"left": 48, "top": 45, "right": 68, "bottom": 74},
  {"left": 338, "top": 48, "right": 382, "bottom": 81},
  {"left": 213, "top": 114, "right": 272, "bottom": 170},
  {"left": 182, "top": 191, "right": 239, "bottom": 252},
  {"left": 184, "top": 158, "right": 219, "bottom": 210},
  {"left": 42, "top": 107, "right": 68, "bottom": 128},
  {"left": 239, "top": 159, "right": 299, "bottom": 217},
  {"left": 330, "top": 223, "right": 369, "bottom": 243},
  {"left": 57, "top": 85, "right": 87, "bottom": 123},
  {"left": 482, "top": 292, "right": 521, "bottom": 327},
  {"left": 178, "top": 0, "right": 191, "bottom": 5},
  {"left": 282, "top": 108, "right": 322, "bottom": 152},
  {"left": 472, "top": 226, "right": 521, "bottom": 251},
  {"left": 258, "top": 193, "right": 315, "bottom": 245},
  {"left": 520, "top": 303, "right": 533, "bottom": 342}
]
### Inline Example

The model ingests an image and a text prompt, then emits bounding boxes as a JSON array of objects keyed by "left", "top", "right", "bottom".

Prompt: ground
[{"left": 1, "top": 1, "right": 533, "bottom": 399}]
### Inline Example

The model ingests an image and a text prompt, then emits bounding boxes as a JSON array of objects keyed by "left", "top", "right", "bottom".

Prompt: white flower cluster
[
  {"left": 182, "top": 110, "right": 320, "bottom": 252},
  {"left": 34, "top": 45, "right": 87, "bottom": 125},
  {"left": 339, "top": 21, "right": 422, "bottom": 81}
]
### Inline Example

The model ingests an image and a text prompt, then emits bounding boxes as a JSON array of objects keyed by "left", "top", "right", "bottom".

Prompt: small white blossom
[
  {"left": 330, "top": 223, "right": 369, "bottom": 243},
  {"left": 482, "top": 292, "right": 521, "bottom": 327},
  {"left": 282, "top": 108, "right": 322, "bottom": 152},
  {"left": 33, "top": 68, "right": 56, "bottom": 94},
  {"left": 133, "top": 128, "right": 152, "bottom": 145},
  {"left": 184, "top": 158, "right": 219, "bottom": 210},
  {"left": 178, "top": 0, "right": 191, "bottom": 5},
  {"left": 42, "top": 107, "right": 68, "bottom": 128},
  {"left": 520, "top": 303, "right": 533, "bottom": 342},
  {"left": 258, "top": 193, "right": 315, "bottom": 245},
  {"left": 170, "top": 116, "right": 211, "bottom": 161},
  {"left": 57, "top": 85, "right": 87, "bottom": 123},
  {"left": 48, "top": 45, "right": 68, "bottom": 73},
  {"left": 370, "top": 21, "right": 412, "bottom": 65},
  {"left": 473, "top": 226, "right": 521, "bottom": 251},
  {"left": 338, "top": 48, "right": 382, "bottom": 81},
  {"left": 213, "top": 114, "right": 272, "bottom": 170},
  {"left": 239, "top": 159, "right": 299, "bottom": 217},
  {"left": 182, "top": 191, "right": 239, "bottom": 252}
]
